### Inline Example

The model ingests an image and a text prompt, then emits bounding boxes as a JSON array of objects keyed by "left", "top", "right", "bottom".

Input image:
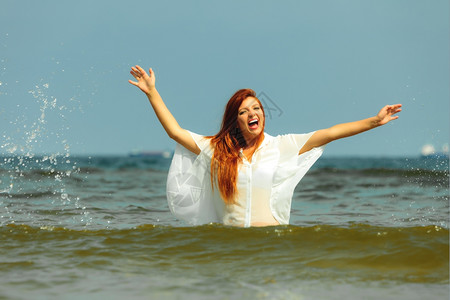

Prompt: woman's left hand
[
  {"left": 299, "top": 103, "right": 403, "bottom": 154},
  {"left": 376, "top": 104, "right": 402, "bottom": 126},
  {"left": 129, "top": 65, "right": 156, "bottom": 95}
]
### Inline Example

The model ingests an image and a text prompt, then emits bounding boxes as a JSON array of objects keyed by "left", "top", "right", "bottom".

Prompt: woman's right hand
[{"left": 129, "top": 65, "right": 156, "bottom": 95}]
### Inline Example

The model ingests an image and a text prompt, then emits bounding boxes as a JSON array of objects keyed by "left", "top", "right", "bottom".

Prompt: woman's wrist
[
  {"left": 145, "top": 86, "right": 157, "bottom": 96},
  {"left": 370, "top": 115, "right": 383, "bottom": 128}
]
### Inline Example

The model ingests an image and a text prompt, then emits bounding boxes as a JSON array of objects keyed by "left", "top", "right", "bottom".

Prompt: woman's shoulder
[
  {"left": 265, "top": 132, "right": 316, "bottom": 151},
  {"left": 265, "top": 132, "right": 310, "bottom": 142},
  {"left": 186, "top": 131, "right": 215, "bottom": 157}
]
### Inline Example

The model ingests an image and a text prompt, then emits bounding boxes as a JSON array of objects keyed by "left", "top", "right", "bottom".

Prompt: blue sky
[{"left": 1, "top": 0, "right": 448, "bottom": 156}]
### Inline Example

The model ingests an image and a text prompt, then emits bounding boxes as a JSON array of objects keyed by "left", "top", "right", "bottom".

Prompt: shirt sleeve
[
  {"left": 166, "top": 131, "right": 222, "bottom": 225},
  {"left": 189, "top": 131, "right": 212, "bottom": 154},
  {"left": 271, "top": 132, "right": 325, "bottom": 224},
  {"left": 276, "top": 133, "right": 315, "bottom": 159}
]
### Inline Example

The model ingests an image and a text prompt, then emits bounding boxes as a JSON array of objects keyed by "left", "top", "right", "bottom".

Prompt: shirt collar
[
  {"left": 239, "top": 132, "right": 273, "bottom": 155},
  {"left": 257, "top": 132, "right": 273, "bottom": 150}
]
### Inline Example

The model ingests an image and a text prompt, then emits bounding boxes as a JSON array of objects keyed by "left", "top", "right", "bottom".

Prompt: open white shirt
[{"left": 166, "top": 131, "right": 324, "bottom": 227}]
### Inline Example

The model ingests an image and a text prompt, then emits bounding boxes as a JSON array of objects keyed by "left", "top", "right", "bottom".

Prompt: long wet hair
[{"left": 207, "top": 89, "right": 265, "bottom": 204}]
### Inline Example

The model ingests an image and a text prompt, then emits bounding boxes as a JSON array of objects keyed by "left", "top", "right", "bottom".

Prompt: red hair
[{"left": 207, "top": 89, "right": 265, "bottom": 204}]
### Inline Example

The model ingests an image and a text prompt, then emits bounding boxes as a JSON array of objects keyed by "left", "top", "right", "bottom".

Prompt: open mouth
[{"left": 248, "top": 119, "right": 259, "bottom": 130}]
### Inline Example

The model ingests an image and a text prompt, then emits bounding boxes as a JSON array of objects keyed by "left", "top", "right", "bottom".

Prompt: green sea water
[{"left": 0, "top": 155, "right": 449, "bottom": 299}]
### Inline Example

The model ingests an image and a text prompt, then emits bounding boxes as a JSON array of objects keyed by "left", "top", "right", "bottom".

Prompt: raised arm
[
  {"left": 129, "top": 65, "right": 200, "bottom": 154},
  {"left": 299, "top": 104, "right": 402, "bottom": 155}
]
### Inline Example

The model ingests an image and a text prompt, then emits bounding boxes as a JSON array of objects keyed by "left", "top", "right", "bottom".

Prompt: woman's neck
[
  {"left": 241, "top": 133, "right": 264, "bottom": 162},
  {"left": 242, "top": 132, "right": 264, "bottom": 149}
]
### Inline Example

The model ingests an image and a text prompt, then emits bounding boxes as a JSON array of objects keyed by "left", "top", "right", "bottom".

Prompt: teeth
[{"left": 249, "top": 119, "right": 258, "bottom": 125}]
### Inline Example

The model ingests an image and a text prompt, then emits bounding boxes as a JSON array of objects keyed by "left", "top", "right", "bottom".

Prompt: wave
[
  {"left": 1, "top": 155, "right": 448, "bottom": 171},
  {"left": 2, "top": 165, "right": 448, "bottom": 183},
  {"left": 2, "top": 223, "right": 448, "bottom": 284},
  {"left": 310, "top": 167, "right": 449, "bottom": 178}
]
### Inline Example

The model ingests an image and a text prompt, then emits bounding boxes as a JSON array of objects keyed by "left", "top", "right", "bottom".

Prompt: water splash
[{"left": 0, "top": 82, "right": 91, "bottom": 227}]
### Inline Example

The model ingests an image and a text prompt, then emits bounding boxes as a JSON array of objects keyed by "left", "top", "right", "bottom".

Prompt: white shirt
[{"left": 166, "top": 131, "right": 324, "bottom": 227}]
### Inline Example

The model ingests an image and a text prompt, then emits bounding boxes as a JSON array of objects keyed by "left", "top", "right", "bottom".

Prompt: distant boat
[
  {"left": 128, "top": 150, "right": 172, "bottom": 159},
  {"left": 421, "top": 143, "right": 449, "bottom": 158}
]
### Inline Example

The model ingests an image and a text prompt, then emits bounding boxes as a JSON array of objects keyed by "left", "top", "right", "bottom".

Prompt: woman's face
[{"left": 236, "top": 97, "right": 265, "bottom": 144}]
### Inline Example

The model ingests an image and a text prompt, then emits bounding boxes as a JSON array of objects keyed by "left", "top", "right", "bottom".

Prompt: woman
[{"left": 129, "top": 65, "right": 402, "bottom": 227}]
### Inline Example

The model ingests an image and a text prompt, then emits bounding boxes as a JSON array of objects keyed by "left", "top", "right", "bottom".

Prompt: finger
[
  {"left": 136, "top": 65, "right": 146, "bottom": 75},
  {"left": 388, "top": 105, "right": 402, "bottom": 113},
  {"left": 130, "top": 70, "right": 139, "bottom": 78},
  {"left": 392, "top": 106, "right": 402, "bottom": 113},
  {"left": 128, "top": 79, "right": 138, "bottom": 86},
  {"left": 131, "top": 67, "right": 142, "bottom": 76},
  {"left": 391, "top": 104, "right": 402, "bottom": 111}
]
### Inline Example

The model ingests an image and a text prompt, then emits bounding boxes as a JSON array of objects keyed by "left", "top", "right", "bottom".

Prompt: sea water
[
  {"left": 1, "top": 83, "right": 449, "bottom": 299},
  {"left": 0, "top": 154, "right": 448, "bottom": 300}
]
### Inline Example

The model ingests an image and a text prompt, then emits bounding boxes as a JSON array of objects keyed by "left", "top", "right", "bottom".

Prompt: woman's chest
[{"left": 237, "top": 146, "right": 279, "bottom": 188}]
